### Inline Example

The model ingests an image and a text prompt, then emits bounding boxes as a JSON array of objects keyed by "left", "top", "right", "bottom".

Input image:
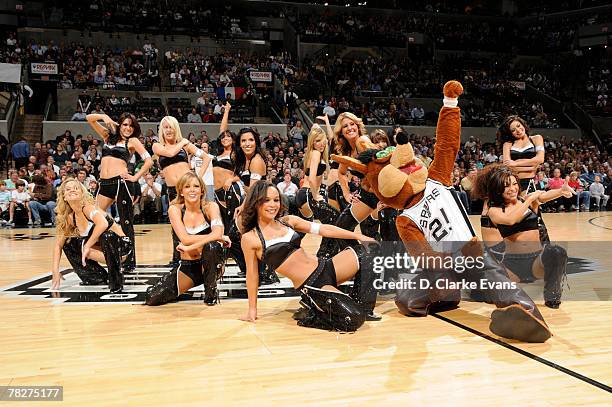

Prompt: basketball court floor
[{"left": 1, "top": 212, "right": 610, "bottom": 405}]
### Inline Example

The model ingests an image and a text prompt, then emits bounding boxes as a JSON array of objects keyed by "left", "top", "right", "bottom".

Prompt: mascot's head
[
  {"left": 332, "top": 80, "right": 463, "bottom": 209},
  {"left": 333, "top": 135, "right": 429, "bottom": 209}
]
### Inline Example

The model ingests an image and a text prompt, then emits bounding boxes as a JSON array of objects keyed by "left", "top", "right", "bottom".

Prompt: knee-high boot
[
  {"left": 537, "top": 210, "right": 551, "bottom": 243},
  {"left": 202, "top": 241, "right": 225, "bottom": 305},
  {"left": 98, "top": 231, "right": 126, "bottom": 293},
  {"left": 62, "top": 237, "right": 108, "bottom": 285},
  {"left": 311, "top": 199, "right": 339, "bottom": 225},
  {"left": 298, "top": 286, "right": 366, "bottom": 332},
  {"left": 464, "top": 251, "right": 552, "bottom": 343},
  {"left": 350, "top": 242, "right": 382, "bottom": 320},
  {"left": 541, "top": 244, "right": 568, "bottom": 308},
  {"left": 145, "top": 267, "right": 179, "bottom": 306},
  {"left": 379, "top": 207, "right": 400, "bottom": 241},
  {"left": 316, "top": 206, "right": 359, "bottom": 258},
  {"left": 116, "top": 182, "right": 136, "bottom": 271}
]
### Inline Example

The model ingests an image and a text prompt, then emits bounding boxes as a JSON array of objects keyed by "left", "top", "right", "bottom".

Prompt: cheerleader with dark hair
[
  {"left": 476, "top": 164, "right": 575, "bottom": 308},
  {"left": 86, "top": 112, "right": 153, "bottom": 272},
  {"left": 234, "top": 180, "right": 379, "bottom": 331},
  {"left": 499, "top": 115, "right": 551, "bottom": 243}
]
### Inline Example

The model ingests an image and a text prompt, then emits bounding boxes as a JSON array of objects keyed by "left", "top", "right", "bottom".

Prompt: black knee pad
[
  {"left": 298, "top": 286, "right": 366, "bottom": 332},
  {"left": 145, "top": 268, "right": 179, "bottom": 306}
]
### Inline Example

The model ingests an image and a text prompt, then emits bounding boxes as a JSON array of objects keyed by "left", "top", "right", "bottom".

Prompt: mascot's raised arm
[{"left": 332, "top": 80, "right": 552, "bottom": 343}]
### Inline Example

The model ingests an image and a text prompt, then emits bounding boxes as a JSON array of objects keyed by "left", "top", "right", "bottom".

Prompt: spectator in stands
[
  {"left": 11, "top": 138, "right": 30, "bottom": 170},
  {"left": 289, "top": 120, "right": 307, "bottom": 149},
  {"left": 277, "top": 170, "right": 299, "bottom": 214},
  {"left": 568, "top": 171, "right": 590, "bottom": 211},
  {"left": 71, "top": 106, "right": 87, "bottom": 121},
  {"left": 187, "top": 107, "right": 202, "bottom": 123},
  {"left": 8, "top": 179, "right": 32, "bottom": 226},
  {"left": 589, "top": 175, "right": 609, "bottom": 211},
  {"left": 29, "top": 174, "right": 56, "bottom": 226},
  {"left": 0, "top": 181, "right": 10, "bottom": 224},
  {"left": 546, "top": 168, "right": 567, "bottom": 211},
  {"left": 139, "top": 173, "right": 162, "bottom": 222},
  {"left": 4, "top": 169, "right": 27, "bottom": 191}
]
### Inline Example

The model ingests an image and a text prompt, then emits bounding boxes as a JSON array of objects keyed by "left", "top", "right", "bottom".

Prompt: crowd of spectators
[
  {"left": 44, "top": 1, "right": 249, "bottom": 39},
  {"left": 1, "top": 119, "right": 611, "bottom": 228}
]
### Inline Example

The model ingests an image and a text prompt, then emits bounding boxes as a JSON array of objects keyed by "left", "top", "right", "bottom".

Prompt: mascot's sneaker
[{"left": 490, "top": 304, "right": 552, "bottom": 343}]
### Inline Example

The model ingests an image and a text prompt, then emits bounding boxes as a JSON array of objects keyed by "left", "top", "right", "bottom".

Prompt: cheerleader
[
  {"left": 86, "top": 113, "right": 152, "bottom": 272},
  {"left": 51, "top": 178, "right": 133, "bottom": 293},
  {"left": 226, "top": 181, "right": 379, "bottom": 330},
  {"left": 145, "top": 172, "right": 226, "bottom": 306},
  {"left": 476, "top": 165, "right": 575, "bottom": 308},
  {"left": 294, "top": 124, "right": 338, "bottom": 225},
  {"left": 152, "top": 116, "right": 210, "bottom": 267},
  {"left": 316, "top": 113, "right": 379, "bottom": 260}
]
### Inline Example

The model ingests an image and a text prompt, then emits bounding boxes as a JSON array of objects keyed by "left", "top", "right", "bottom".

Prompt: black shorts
[
  {"left": 98, "top": 176, "right": 125, "bottom": 200},
  {"left": 501, "top": 250, "right": 541, "bottom": 283},
  {"left": 299, "top": 257, "right": 338, "bottom": 289},
  {"left": 179, "top": 258, "right": 204, "bottom": 286}
]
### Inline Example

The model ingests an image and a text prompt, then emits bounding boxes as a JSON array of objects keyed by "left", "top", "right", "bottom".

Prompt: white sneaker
[
  {"left": 27, "top": 220, "right": 33, "bottom": 226},
  {"left": 33, "top": 219, "right": 41, "bottom": 226}
]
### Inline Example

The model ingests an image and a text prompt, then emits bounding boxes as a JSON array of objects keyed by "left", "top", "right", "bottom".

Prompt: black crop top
[
  {"left": 305, "top": 162, "right": 326, "bottom": 177},
  {"left": 510, "top": 138, "right": 537, "bottom": 161},
  {"left": 159, "top": 148, "right": 188, "bottom": 170},
  {"left": 212, "top": 154, "right": 234, "bottom": 171},
  {"left": 255, "top": 223, "right": 305, "bottom": 270},
  {"left": 496, "top": 207, "right": 539, "bottom": 238},
  {"left": 480, "top": 214, "right": 496, "bottom": 229},
  {"left": 101, "top": 142, "right": 130, "bottom": 164},
  {"left": 181, "top": 207, "right": 211, "bottom": 235},
  {"left": 239, "top": 159, "right": 265, "bottom": 187},
  {"left": 75, "top": 207, "right": 115, "bottom": 239}
]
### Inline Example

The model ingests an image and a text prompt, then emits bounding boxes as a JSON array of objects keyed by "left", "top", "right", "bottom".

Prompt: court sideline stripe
[{"left": 432, "top": 313, "right": 612, "bottom": 393}]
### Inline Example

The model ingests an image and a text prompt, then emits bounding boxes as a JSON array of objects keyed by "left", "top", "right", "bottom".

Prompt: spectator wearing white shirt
[
  {"left": 8, "top": 180, "right": 32, "bottom": 226},
  {"left": 139, "top": 174, "right": 162, "bottom": 219},
  {"left": 191, "top": 143, "right": 215, "bottom": 202},
  {"left": 277, "top": 171, "right": 299, "bottom": 214},
  {"left": 322, "top": 103, "right": 336, "bottom": 120},
  {"left": 589, "top": 175, "right": 609, "bottom": 210}
]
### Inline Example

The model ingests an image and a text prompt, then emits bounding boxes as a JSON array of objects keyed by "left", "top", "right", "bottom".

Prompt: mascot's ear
[{"left": 330, "top": 154, "right": 368, "bottom": 174}]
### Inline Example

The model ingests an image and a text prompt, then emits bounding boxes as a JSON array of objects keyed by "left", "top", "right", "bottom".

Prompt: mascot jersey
[{"left": 399, "top": 179, "right": 475, "bottom": 253}]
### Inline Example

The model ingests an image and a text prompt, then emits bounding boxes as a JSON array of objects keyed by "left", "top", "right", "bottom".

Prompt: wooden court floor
[{"left": 0, "top": 212, "right": 610, "bottom": 405}]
